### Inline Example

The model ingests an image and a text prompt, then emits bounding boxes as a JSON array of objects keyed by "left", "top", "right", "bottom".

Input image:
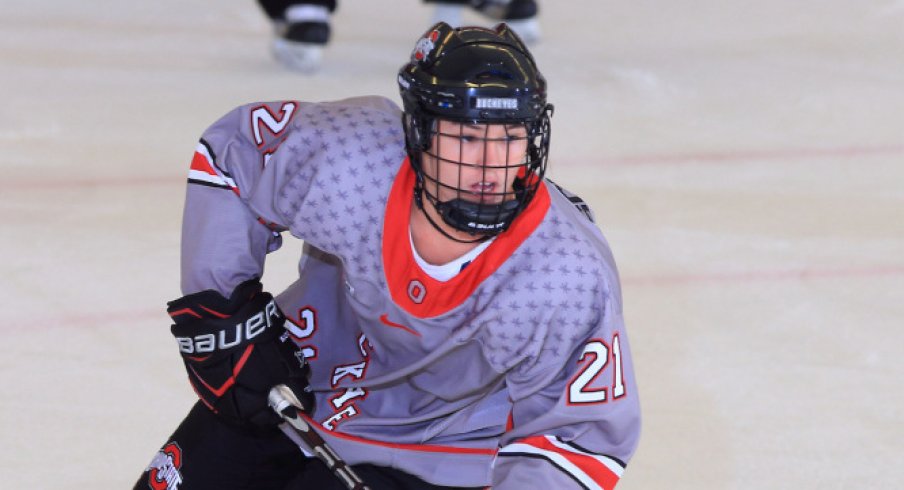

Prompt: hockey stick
[{"left": 268, "top": 385, "right": 372, "bottom": 490}]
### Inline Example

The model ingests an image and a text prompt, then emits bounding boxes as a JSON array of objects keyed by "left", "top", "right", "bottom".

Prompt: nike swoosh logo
[{"left": 379, "top": 314, "right": 421, "bottom": 337}]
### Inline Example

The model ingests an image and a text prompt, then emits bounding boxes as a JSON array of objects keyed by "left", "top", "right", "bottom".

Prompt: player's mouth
[{"left": 469, "top": 182, "right": 503, "bottom": 203}]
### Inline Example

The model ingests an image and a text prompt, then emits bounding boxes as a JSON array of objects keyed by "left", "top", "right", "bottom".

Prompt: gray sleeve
[
  {"left": 178, "top": 96, "right": 402, "bottom": 296},
  {"left": 179, "top": 103, "right": 294, "bottom": 296},
  {"left": 492, "top": 283, "right": 641, "bottom": 489}
]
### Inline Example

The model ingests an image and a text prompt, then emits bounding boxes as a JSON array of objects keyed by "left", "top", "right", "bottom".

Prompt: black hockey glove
[{"left": 167, "top": 278, "right": 313, "bottom": 429}]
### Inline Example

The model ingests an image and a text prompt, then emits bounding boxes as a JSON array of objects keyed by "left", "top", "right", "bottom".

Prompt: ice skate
[{"left": 271, "top": 4, "right": 330, "bottom": 73}]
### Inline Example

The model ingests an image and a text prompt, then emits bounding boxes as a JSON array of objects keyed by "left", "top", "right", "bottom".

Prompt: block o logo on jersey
[
  {"left": 407, "top": 279, "right": 427, "bottom": 304},
  {"left": 146, "top": 442, "right": 184, "bottom": 490},
  {"left": 412, "top": 29, "right": 440, "bottom": 63}
]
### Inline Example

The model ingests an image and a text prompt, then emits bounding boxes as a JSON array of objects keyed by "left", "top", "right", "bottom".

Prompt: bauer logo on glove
[{"left": 172, "top": 298, "right": 282, "bottom": 355}]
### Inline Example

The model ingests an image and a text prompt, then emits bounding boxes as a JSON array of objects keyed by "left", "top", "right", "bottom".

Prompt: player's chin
[{"left": 462, "top": 193, "right": 506, "bottom": 205}]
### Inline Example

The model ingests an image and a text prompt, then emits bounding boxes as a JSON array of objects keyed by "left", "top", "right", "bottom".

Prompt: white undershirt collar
[{"left": 409, "top": 229, "right": 495, "bottom": 282}]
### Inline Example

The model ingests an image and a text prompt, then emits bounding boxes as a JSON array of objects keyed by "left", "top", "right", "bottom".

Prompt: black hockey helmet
[{"left": 398, "top": 22, "right": 553, "bottom": 239}]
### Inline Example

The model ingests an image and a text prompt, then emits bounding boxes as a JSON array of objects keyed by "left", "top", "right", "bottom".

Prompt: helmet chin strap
[
  {"left": 434, "top": 198, "right": 521, "bottom": 235},
  {"left": 412, "top": 190, "right": 486, "bottom": 244},
  {"left": 421, "top": 203, "right": 490, "bottom": 244}
]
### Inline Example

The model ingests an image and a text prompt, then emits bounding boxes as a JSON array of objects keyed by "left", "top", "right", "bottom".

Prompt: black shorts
[{"left": 134, "top": 401, "right": 481, "bottom": 490}]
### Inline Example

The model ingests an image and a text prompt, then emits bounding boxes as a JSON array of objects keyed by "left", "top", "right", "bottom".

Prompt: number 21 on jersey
[{"left": 567, "top": 334, "right": 627, "bottom": 405}]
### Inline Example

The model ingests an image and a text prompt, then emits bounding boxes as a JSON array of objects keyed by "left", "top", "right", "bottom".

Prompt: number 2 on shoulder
[{"left": 249, "top": 102, "right": 297, "bottom": 167}]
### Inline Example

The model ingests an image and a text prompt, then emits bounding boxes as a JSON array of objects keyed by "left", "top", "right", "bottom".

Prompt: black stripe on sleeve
[
  {"left": 547, "top": 180, "right": 595, "bottom": 223},
  {"left": 199, "top": 138, "right": 217, "bottom": 163},
  {"left": 199, "top": 138, "right": 235, "bottom": 179},
  {"left": 554, "top": 438, "right": 626, "bottom": 469},
  {"left": 187, "top": 178, "right": 232, "bottom": 190}
]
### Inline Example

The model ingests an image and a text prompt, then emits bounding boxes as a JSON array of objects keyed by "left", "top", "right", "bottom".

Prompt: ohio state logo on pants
[{"left": 146, "top": 441, "right": 184, "bottom": 490}]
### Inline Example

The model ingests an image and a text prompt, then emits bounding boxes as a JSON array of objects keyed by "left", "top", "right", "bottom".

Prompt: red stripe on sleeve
[
  {"left": 520, "top": 435, "right": 621, "bottom": 490},
  {"left": 189, "top": 150, "right": 218, "bottom": 176}
]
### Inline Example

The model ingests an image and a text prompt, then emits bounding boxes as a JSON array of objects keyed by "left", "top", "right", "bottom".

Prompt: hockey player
[{"left": 136, "top": 22, "right": 640, "bottom": 489}]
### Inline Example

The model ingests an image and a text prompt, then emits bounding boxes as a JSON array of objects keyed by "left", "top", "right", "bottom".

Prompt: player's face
[{"left": 422, "top": 120, "right": 529, "bottom": 205}]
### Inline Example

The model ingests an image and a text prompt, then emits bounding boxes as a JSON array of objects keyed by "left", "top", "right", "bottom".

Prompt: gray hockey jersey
[{"left": 179, "top": 96, "right": 640, "bottom": 489}]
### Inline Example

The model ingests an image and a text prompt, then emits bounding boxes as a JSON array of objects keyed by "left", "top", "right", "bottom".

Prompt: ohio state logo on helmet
[
  {"left": 146, "top": 442, "right": 184, "bottom": 490},
  {"left": 412, "top": 29, "right": 440, "bottom": 63}
]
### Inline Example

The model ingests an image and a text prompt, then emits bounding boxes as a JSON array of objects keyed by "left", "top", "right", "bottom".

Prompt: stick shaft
[{"left": 269, "top": 385, "right": 371, "bottom": 490}]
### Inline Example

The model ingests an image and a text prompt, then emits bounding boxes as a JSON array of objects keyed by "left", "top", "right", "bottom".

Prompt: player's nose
[{"left": 477, "top": 138, "right": 510, "bottom": 168}]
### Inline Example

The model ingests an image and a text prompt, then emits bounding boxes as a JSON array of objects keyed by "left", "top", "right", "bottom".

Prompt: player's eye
[{"left": 505, "top": 129, "right": 528, "bottom": 140}]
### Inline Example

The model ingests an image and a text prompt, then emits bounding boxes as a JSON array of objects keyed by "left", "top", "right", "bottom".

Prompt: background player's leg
[
  {"left": 257, "top": 0, "right": 338, "bottom": 73},
  {"left": 133, "top": 401, "right": 308, "bottom": 490}
]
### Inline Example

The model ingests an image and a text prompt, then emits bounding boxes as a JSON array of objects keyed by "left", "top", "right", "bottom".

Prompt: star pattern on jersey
[
  {"left": 474, "top": 212, "right": 612, "bottom": 372},
  {"left": 275, "top": 103, "right": 405, "bottom": 269}
]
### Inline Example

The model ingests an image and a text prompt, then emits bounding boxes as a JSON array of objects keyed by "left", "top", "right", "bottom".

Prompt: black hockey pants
[{"left": 134, "top": 401, "right": 481, "bottom": 490}]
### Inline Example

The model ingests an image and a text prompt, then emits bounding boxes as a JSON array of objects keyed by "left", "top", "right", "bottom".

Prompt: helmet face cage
[
  {"left": 398, "top": 22, "right": 553, "bottom": 239},
  {"left": 413, "top": 113, "right": 550, "bottom": 239}
]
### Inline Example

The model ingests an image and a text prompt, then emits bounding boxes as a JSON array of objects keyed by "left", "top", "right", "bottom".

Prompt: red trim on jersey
[
  {"left": 189, "top": 143, "right": 240, "bottom": 196},
  {"left": 518, "top": 435, "right": 621, "bottom": 490},
  {"left": 303, "top": 412, "right": 497, "bottom": 456},
  {"left": 382, "top": 159, "right": 550, "bottom": 318},
  {"left": 379, "top": 314, "right": 421, "bottom": 337},
  {"left": 189, "top": 150, "right": 217, "bottom": 175}
]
